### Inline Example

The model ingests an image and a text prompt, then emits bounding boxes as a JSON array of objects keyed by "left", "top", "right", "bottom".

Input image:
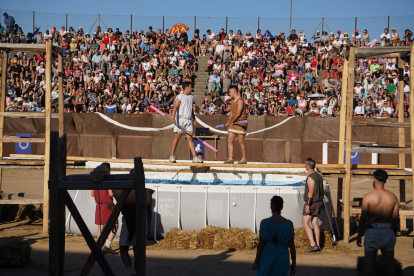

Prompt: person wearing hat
[
  {"left": 311, "top": 30, "right": 321, "bottom": 44},
  {"left": 352, "top": 29, "right": 361, "bottom": 47},
  {"left": 391, "top": 28, "right": 399, "bottom": 40}
]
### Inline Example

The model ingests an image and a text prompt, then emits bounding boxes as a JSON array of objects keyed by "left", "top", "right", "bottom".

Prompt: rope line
[{"left": 97, "top": 113, "right": 295, "bottom": 136}]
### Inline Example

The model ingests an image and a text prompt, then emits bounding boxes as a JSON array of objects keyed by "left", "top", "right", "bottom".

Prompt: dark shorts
[{"left": 302, "top": 201, "right": 323, "bottom": 216}]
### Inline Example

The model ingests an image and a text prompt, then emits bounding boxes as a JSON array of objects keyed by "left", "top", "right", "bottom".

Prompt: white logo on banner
[
  {"left": 195, "top": 143, "right": 202, "bottom": 153},
  {"left": 351, "top": 152, "right": 358, "bottom": 159},
  {"left": 19, "top": 142, "right": 29, "bottom": 150}
]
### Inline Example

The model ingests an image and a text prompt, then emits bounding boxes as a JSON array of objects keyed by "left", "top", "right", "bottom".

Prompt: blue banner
[
  {"left": 15, "top": 133, "right": 32, "bottom": 154},
  {"left": 190, "top": 139, "right": 205, "bottom": 159},
  {"left": 344, "top": 150, "right": 361, "bottom": 165}
]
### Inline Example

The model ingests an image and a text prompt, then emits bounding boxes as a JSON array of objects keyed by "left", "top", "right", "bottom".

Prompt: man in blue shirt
[
  {"left": 123, "top": 65, "right": 133, "bottom": 77},
  {"left": 3, "top": 13, "right": 15, "bottom": 33},
  {"left": 288, "top": 95, "right": 297, "bottom": 106},
  {"left": 168, "top": 64, "right": 179, "bottom": 77},
  {"left": 91, "top": 51, "right": 102, "bottom": 71},
  {"left": 104, "top": 99, "right": 117, "bottom": 113}
]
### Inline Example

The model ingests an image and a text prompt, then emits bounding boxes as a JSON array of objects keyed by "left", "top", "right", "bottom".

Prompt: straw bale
[
  {"left": 189, "top": 233, "right": 199, "bottom": 249},
  {"left": 356, "top": 255, "right": 403, "bottom": 276},
  {"left": 176, "top": 230, "right": 194, "bottom": 249},
  {"left": 294, "top": 228, "right": 334, "bottom": 249},
  {"left": 198, "top": 226, "right": 223, "bottom": 250},
  {"left": 156, "top": 227, "right": 181, "bottom": 249},
  {"left": 1, "top": 204, "right": 42, "bottom": 221},
  {"left": 0, "top": 237, "right": 31, "bottom": 267}
]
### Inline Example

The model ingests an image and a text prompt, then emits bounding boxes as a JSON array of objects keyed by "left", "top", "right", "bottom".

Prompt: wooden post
[
  {"left": 134, "top": 157, "right": 146, "bottom": 276},
  {"left": 49, "top": 132, "right": 65, "bottom": 276},
  {"left": 410, "top": 43, "right": 414, "bottom": 234},
  {"left": 398, "top": 57, "right": 407, "bottom": 235},
  {"left": 0, "top": 50, "right": 8, "bottom": 193},
  {"left": 336, "top": 178, "right": 343, "bottom": 232},
  {"left": 43, "top": 41, "right": 52, "bottom": 235},
  {"left": 344, "top": 47, "right": 355, "bottom": 243},
  {"left": 338, "top": 59, "right": 349, "bottom": 164},
  {"left": 58, "top": 53, "right": 64, "bottom": 137}
]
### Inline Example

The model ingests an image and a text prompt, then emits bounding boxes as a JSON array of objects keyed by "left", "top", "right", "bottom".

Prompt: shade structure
[{"left": 170, "top": 23, "right": 190, "bottom": 34}]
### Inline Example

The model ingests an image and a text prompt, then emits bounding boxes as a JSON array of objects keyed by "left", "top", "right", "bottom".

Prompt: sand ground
[{"left": 0, "top": 168, "right": 413, "bottom": 276}]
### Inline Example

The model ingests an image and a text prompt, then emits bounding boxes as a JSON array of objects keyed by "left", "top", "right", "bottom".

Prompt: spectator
[{"left": 3, "top": 13, "right": 15, "bottom": 33}]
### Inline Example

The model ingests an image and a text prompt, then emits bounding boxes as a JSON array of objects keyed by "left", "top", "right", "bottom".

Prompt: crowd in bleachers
[{"left": 0, "top": 11, "right": 413, "bottom": 118}]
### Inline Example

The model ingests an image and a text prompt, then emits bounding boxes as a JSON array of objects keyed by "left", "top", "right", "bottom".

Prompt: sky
[{"left": 1, "top": 0, "right": 414, "bottom": 38}]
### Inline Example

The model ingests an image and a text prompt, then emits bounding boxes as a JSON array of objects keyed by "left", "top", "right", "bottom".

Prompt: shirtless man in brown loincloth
[{"left": 357, "top": 169, "right": 399, "bottom": 276}]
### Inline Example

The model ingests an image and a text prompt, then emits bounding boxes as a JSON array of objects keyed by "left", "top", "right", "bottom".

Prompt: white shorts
[
  {"left": 119, "top": 215, "right": 148, "bottom": 247},
  {"left": 173, "top": 117, "right": 193, "bottom": 135}
]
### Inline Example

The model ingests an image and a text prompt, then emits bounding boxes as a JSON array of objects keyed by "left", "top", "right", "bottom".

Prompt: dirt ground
[{"left": 0, "top": 168, "right": 413, "bottom": 276}]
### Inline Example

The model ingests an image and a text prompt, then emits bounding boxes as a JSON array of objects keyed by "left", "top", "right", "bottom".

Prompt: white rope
[
  {"left": 97, "top": 113, "right": 295, "bottom": 135},
  {"left": 195, "top": 116, "right": 295, "bottom": 136},
  {"left": 97, "top": 113, "right": 174, "bottom": 131}
]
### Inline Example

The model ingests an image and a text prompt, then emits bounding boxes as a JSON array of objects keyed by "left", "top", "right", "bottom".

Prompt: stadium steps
[{"left": 192, "top": 54, "right": 213, "bottom": 105}]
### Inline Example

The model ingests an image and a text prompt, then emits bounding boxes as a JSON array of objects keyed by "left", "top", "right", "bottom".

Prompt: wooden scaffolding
[
  {"left": 0, "top": 42, "right": 64, "bottom": 234},
  {"left": 320, "top": 45, "right": 414, "bottom": 243}
]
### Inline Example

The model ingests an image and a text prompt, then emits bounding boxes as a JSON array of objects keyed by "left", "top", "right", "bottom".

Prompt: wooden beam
[
  {"left": 0, "top": 50, "right": 8, "bottom": 193},
  {"left": 351, "top": 146, "right": 411, "bottom": 154},
  {"left": 0, "top": 112, "right": 46, "bottom": 117},
  {"left": 65, "top": 174, "right": 135, "bottom": 181},
  {"left": 58, "top": 180, "right": 135, "bottom": 190},
  {"left": 60, "top": 190, "right": 115, "bottom": 276},
  {"left": 410, "top": 43, "right": 414, "bottom": 230},
  {"left": 81, "top": 189, "right": 131, "bottom": 276},
  {"left": 336, "top": 178, "right": 343, "bottom": 233},
  {"left": 0, "top": 159, "right": 44, "bottom": 165},
  {"left": 0, "top": 199, "right": 44, "bottom": 204},
  {"left": 344, "top": 47, "right": 355, "bottom": 243},
  {"left": 8, "top": 154, "right": 400, "bottom": 169},
  {"left": 43, "top": 41, "right": 52, "bottom": 235},
  {"left": 398, "top": 57, "right": 406, "bottom": 169},
  {"left": 352, "top": 121, "right": 410, "bottom": 128},
  {"left": 58, "top": 53, "right": 64, "bottom": 136},
  {"left": 338, "top": 59, "right": 348, "bottom": 164},
  {"left": 52, "top": 46, "right": 63, "bottom": 54},
  {"left": 350, "top": 46, "right": 410, "bottom": 58},
  {"left": 135, "top": 157, "right": 146, "bottom": 276},
  {"left": 0, "top": 43, "right": 47, "bottom": 52},
  {"left": 0, "top": 137, "right": 45, "bottom": 143}
]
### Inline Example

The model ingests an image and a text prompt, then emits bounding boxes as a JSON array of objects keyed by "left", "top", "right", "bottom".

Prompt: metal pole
[
  {"left": 355, "top": 17, "right": 357, "bottom": 31},
  {"left": 33, "top": 11, "right": 35, "bottom": 33},
  {"left": 322, "top": 17, "right": 324, "bottom": 33},
  {"left": 162, "top": 16, "right": 164, "bottom": 33},
  {"left": 226, "top": 17, "right": 228, "bottom": 34},
  {"left": 99, "top": 14, "right": 100, "bottom": 28},
  {"left": 194, "top": 16, "right": 196, "bottom": 33},
  {"left": 66, "top": 13, "right": 68, "bottom": 31},
  {"left": 258, "top": 17, "right": 260, "bottom": 30},
  {"left": 388, "top": 15, "right": 390, "bottom": 31},
  {"left": 289, "top": 0, "right": 292, "bottom": 33},
  {"left": 130, "top": 14, "right": 132, "bottom": 34}
]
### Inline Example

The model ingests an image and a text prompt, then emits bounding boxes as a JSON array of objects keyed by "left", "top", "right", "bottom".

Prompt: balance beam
[{"left": 9, "top": 154, "right": 399, "bottom": 169}]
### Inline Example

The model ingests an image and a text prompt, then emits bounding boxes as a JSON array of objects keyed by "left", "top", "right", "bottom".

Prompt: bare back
[{"left": 362, "top": 189, "right": 399, "bottom": 225}]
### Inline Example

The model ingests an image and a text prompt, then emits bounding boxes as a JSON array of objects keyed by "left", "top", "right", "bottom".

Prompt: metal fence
[{"left": 1, "top": 9, "right": 413, "bottom": 41}]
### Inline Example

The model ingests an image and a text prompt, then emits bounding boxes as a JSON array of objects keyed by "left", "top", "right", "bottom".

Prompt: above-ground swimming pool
[{"left": 65, "top": 172, "right": 334, "bottom": 239}]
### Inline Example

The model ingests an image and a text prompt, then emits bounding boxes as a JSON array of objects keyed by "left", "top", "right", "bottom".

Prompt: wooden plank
[
  {"left": 0, "top": 43, "right": 47, "bottom": 52},
  {"left": 344, "top": 47, "right": 355, "bottom": 244},
  {"left": 135, "top": 157, "right": 146, "bottom": 276},
  {"left": 0, "top": 50, "right": 8, "bottom": 193},
  {"left": 60, "top": 190, "right": 115, "bottom": 276},
  {"left": 0, "top": 137, "right": 45, "bottom": 143},
  {"left": 43, "top": 41, "right": 52, "bottom": 235},
  {"left": 338, "top": 59, "right": 348, "bottom": 164},
  {"left": 0, "top": 159, "right": 44, "bottom": 165},
  {"left": 0, "top": 165, "right": 44, "bottom": 169},
  {"left": 52, "top": 46, "right": 63, "bottom": 54},
  {"left": 351, "top": 46, "right": 410, "bottom": 58},
  {"left": 58, "top": 53, "right": 64, "bottom": 136},
  {"left": 398, "top": 58, "right": 406, "bottom": 169},
  {"left": 0, "top": 199, "right": 44, "bottom": 205},
  {"left": 58, "top": 180, "right": 135, "bottom": 190},
  {"left": 81, "top": 189, "right": 131, "bottom": 276},
  {"left": 351, "top": 146, "right": 411, "bottom": 154},
  {"left": 0, "top": 193, "right": 43, "bottom": 200},
  {"left": 411, "top": 44, "right": 414, "bottom": 229},
  {"left": 0, "top": 112, "right": 46, "bottom": 117},
  {"left": 65, "top": 174, "right": 135, "bottom": 181},
  {"left": 352, "top": 121, "right": 410, "bottom": 128},
  {"left": 399, "top": 180, "right": 407, "bottom": 235}
]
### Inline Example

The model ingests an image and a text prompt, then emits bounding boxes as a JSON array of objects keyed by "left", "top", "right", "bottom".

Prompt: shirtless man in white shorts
[
  {"left": 169, "top": 82, "right": 202, "bottom": 163},
  {"left": 357, "top": 169, "right": 399, "bottom": 276}
]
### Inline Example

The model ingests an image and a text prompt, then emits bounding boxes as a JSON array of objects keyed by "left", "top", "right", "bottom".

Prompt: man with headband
[{"left": 357, "top": 169, "right": 399, "bottom": 275}]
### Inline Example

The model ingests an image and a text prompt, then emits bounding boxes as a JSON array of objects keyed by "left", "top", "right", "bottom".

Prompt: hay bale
[
  {"left": 356, "top": 255, "right": 403, "bottom": 276},
  {"left": 189, "top": 233, "right": 199, "bottom": 249},
  {"left": 1, "top": 204, "right": 42, "bottom": 221},
  {"left": 0, "top": 237, "right": 31, "bottom": 267},
  {"left": 294, "top": 228, "right": 334, "bottom": 249},
  {"left": 176, "top": 230, "right": 194, "bottom": 249},
  {"left": 156, "top": 228, "right": 181, "bottom": 249},
  {"left": 198, "top": 226, "right": 223, "bottom": 250}
]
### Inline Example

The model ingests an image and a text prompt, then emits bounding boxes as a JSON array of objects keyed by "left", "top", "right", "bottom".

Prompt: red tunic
[{"left": 93, "top": 190, "right": 114, "bottom": 225}]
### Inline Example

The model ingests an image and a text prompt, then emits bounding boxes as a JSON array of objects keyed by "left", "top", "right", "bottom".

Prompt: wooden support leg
[
  {"left": 399, "top": 179, "right": 407, "bottom": 235},
  {"left": 135, "top": 157, "right": 146, "bottom": 276},
  {"left": 336, "top": 178, "right": 343, "bottom": 233}
]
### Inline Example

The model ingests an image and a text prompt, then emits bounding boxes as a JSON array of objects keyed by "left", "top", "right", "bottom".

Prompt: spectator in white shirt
[
  {"left": 354, "top": 101, "right": 365, "bottom": 117},
  {"left": 380, "top": 28, "right": 391, "bottom": 40}
]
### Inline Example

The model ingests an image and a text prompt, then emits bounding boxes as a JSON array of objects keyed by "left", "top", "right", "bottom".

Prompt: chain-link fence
[{"left": 1, "top": 9, "right": 413, "bottom": 41}]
